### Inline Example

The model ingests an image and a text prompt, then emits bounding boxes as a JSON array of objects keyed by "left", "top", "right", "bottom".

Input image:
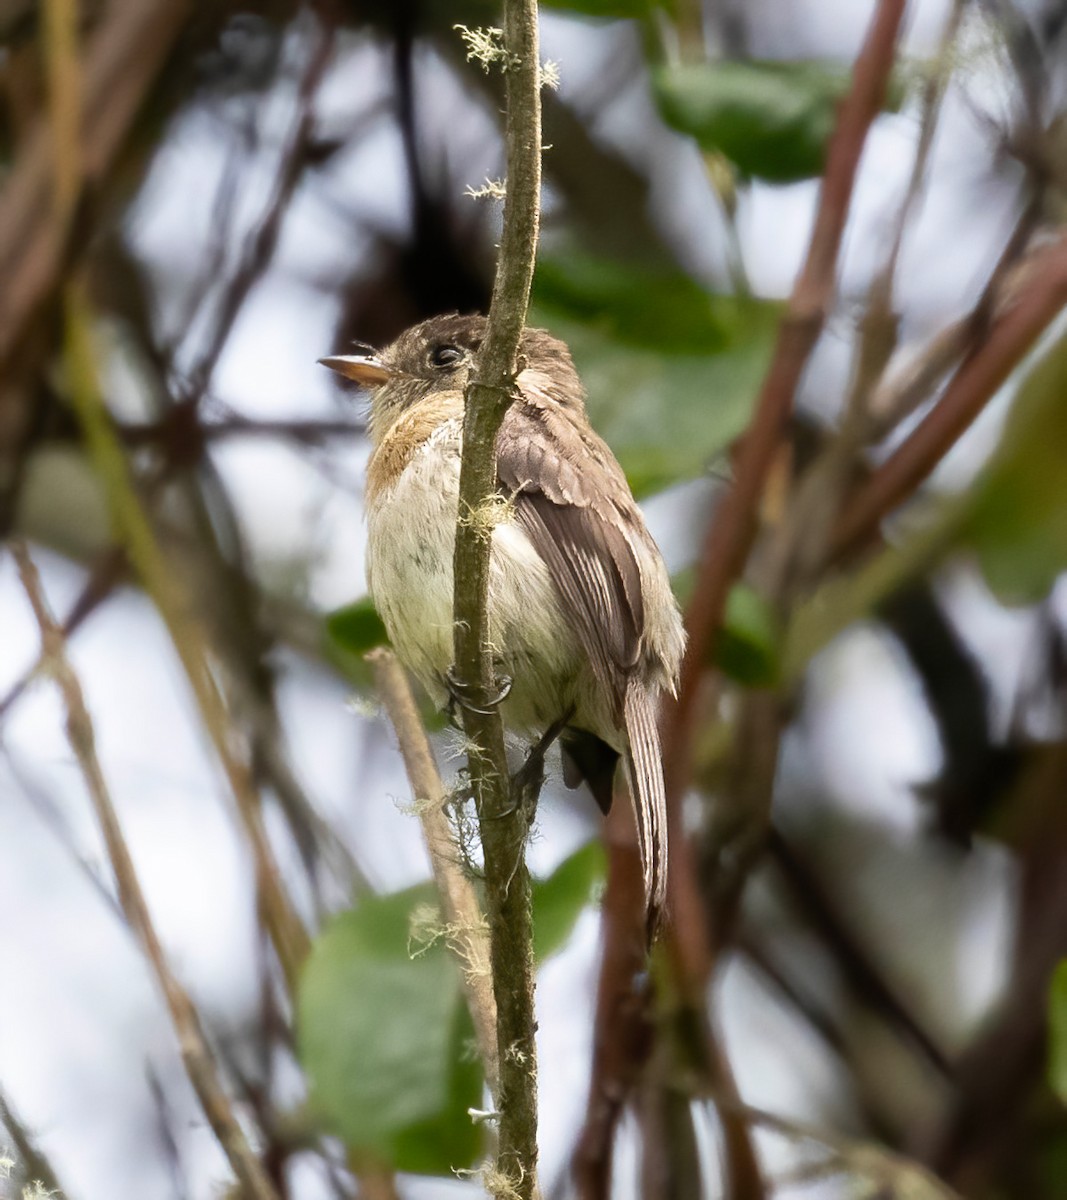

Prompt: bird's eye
[{"left": 429, "top": 344, "right": 464, "bottom": 368}]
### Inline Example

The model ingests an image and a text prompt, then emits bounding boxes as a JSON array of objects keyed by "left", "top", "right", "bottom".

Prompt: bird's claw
[{"left": 444, "top": 666, "right": 513, "bottom": 717}]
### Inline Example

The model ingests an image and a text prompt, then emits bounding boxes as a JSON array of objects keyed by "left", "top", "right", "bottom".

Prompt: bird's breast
[{"left": 365, "top": 412, "right": 585, "bottom": 731}]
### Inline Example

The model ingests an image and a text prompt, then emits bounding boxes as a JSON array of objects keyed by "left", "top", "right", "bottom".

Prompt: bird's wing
[
  {"left": 495, "top": 392, "right": 646, "bottom": 714},
  {"left": 496, "top": 388, "right": 669, "bottom": 930}
]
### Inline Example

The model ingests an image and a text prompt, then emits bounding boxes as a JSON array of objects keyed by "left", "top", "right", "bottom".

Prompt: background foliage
[{"left": 2, "top": 0, "right": 1067, "bottom": 1197}]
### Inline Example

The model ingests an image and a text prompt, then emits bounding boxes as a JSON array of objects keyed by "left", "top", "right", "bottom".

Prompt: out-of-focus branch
[
  {"left": 573, "top": 801, "right": 651, "bottom": 1200},
  {"left": 42, "top": 0, "right": 81, "bottom": 227},
  {"left": 662, "top": 0, "right": 907, "bottom": 815},
  {"left": 0, "top": 1087, "right": 64, "bottom": 1198},
  {"left": 642, "top": 10, "right": 906, "bottom": 1193},
  {"left": 180, "top": 20, "right": 336, "bottom": 406},
  {"left": 62, "top": 283, "right": 309, "bottom": 989},
  {"left": 367, "top": 648, "right": 499, "bottom": 1097},
  {"left": 0, "top": 0, "right": 194, "bottom": 365},
  {"left": 12, "top": 540, "right": 280, "bottom": 1200},
  {"left": 709, "top": 1096, "right": 963, "bottom": 1200},
  {"left": 831, "top": 226, "right": 1067, "bottom": 560},
  {"left": 450, "top": 3, "right": 543, "bottom": 1196}
]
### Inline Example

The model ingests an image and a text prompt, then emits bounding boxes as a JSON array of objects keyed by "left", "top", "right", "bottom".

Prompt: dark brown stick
[
  {"left": 831, "top": 228, "right": 1067, "bottom": 560},
  {"left": 661, "top": 0, "right": 908, "bottom": 808},
  {"left": 12, "top": 541, "right": 280, "bottom": 1200}
]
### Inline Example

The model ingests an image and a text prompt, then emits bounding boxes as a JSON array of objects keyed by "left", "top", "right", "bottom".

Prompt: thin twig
[
  {"left": 179, "top": 21, "right": 336, "bottom": 407},
  {"left": 831, "top": 225, "right": 1067, "bottom": 560},
  {"left": 11, "top": 541, "right": 280, "bottom": 1200},
  {"left": 450, "top": 2, "right": 544, "bottom": 1196},
  {"left": 705, "top": 1094, "right": 964, "bottom": 1200},
  {"left": 767, "top": 0, "right": 966, "bottom": 596},
  {"left": 62, "top": 283, "right": 309, "bottom": 989},
  {"left": 0, "top": 0, "right": 194, "bottom": 364},
  {"left": 656, "top": 0, "right": 908, "bottom": 1032},
  {"left": 42, "top": 0, "right": 80, "bottom": 229},
  {"left": 366, "top": 648, "right": 499, "bottom": 1097}
]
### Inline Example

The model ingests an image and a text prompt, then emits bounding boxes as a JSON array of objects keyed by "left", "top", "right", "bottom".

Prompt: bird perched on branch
[{"left": 321, "top": 314, "right": 684, "bottom": 932}]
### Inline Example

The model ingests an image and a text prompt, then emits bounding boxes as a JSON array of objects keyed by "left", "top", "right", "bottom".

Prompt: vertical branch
[
  {"left": 450, "top": 3, "right": 543, "bottom": 1196},
  {"left": 42, "top": 0, "right": 80, "bottom": 228},
  {"left": 12, "top": 542, "right": 280, "bottom": 1200},
  {"left": 0, "top": 0, "right": 194, "bottom": 364}
]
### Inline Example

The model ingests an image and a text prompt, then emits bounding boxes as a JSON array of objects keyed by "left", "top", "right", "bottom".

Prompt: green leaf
[
  {"left": 535, "top": 254, "right": 744, "bottom": 355},
  {"left": 532, "top": 840, "right": 605, "bottom": 960},
  {"left": 297, "top": 886, "right": 483, "bottom": 1175},
  {"left": 540, "top": 0, "right": 659, "bottom": 17},
  {"left": 326, "top": 596, "right": 388, "bottom": 656},
  {"left": 715, "top": 583, "right": 780, "bottom": 686},
  {"left": 1049, "top": 960, "right": 1067, "bottom": 1105},
  {"left": 532, "top": 254, "right": 780, "bottom": 497},
  {"left": 966, "top": 333, "right": 1067, "bottom": 605},
  {"left": 297, "top": 845, "right": 603, "bottom": 1171},
  {"left": 653, "top": 59, "right": 853, "bottom": 182}
]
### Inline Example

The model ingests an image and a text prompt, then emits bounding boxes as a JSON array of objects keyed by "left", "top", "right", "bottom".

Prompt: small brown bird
[{"left": 321, "top": 314, "right": 684, "bottom": 928}]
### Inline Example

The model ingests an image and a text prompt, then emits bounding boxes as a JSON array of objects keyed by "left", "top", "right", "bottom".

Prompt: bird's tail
[{"left": 623, "top": 679, "right": 669, "bottom": 937}]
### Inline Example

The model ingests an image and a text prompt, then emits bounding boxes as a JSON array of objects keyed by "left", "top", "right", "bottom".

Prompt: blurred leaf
[
  {"left": 653, "top": 59, "right": 854, "bottom": 182},
  {"left": 540, "top": 0, "right": 658, "bottom": 17},
  {"left": 324, "top": 596, "right": 449, "bottom": 727},
  {"left": 297, "top": 886, "right": 483, "bottom": 1174},
  {"left": 715, "top": 583, "right": 780, "bottom": 686},
  {"left": 535, "top": 254, "right": 744, "bottom": 354},
  {"left": 1049, "top": 960, "right": 1067, "bottom": 1105},
  {"left": 298, "top": 843, "right": 603, "bottom": 1170},
  {"left": 966, "top": 334, "right": 1067, "bottom": 605},
  {"left": 672, "top": 572, "right": 780, "bottom": 685},
  {"left": 532, "top": 254, "right": 780, "bottom": 496},
  {"left": 532, "top": 840, "right": 605, "bottom": 960},
  {"left": 326, "top": 595, "right": 388, "bottom": 656}
]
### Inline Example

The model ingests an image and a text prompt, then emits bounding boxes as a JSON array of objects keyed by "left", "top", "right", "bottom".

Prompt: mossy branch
[{"left": 450, "top": 1, "right": 543, "bottom": 1196}]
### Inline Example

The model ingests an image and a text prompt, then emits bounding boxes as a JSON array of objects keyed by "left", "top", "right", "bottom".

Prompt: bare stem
[
  {"left": 367, "top": 649, "right": 499, "bottom": 1097},
  {"left": 662, "top": 0, "right": 908, "bottom": 812},
  {"left": 12, "top": 541, "right": 280, "bottom": 1200},
  {"left": 450, "top": 1, "right": 543, "bottom": 1195},
  {"left": 61, "top": 283, "right": 309, "bottom": 989},
  {"left": 831, "top": 226, "right": 1067, "bottom": 560}
]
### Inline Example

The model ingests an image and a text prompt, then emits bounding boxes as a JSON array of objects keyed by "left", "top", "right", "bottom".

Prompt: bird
[{"left": 320, "top": 313, "right": 685, "bottom": 932}]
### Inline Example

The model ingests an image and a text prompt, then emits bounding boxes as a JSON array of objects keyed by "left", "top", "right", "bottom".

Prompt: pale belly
[{"left": 366, "top": 423, "right": 592, "bottom": 735}]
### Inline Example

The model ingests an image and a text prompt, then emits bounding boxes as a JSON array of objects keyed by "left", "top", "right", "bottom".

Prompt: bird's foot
[
  {"left": 509, "top": 707, "right": 575, "bottom": 818},
  {"left": 444, "top": 665, "right": 512, "bottom": 719}
]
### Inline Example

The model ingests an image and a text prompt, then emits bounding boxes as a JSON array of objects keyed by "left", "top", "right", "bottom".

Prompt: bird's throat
[{"left": 365, "top": 391, "right": 465, "bottom": 505}]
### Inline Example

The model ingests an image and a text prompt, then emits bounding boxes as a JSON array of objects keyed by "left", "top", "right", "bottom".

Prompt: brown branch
[
  {"left": 180, "top": 21, "right": 336, "bottom": 406},
  {"left": 0, "top": 0, "right": 194, "bottom": 365},
  {"left": 661, "top": 0, "right": 908, "bottom": 809},
  {"left": 831, "top": 226, "right": 1067, "bottom": 560},
  {"left": 12, "top": 540, "right": 280, "bottom": 1200},
  {"left": 767, "top": 827, "right": 949, "bottom": 1074},
  {"left": 366, "top": 648, "right": 499, "bottom": 1097},
  {"left": 639, "top": 11, "right": 906, "bottom": 1192},
  {"left": 449, "top": 3, "right": 543, "bottom": 1197},
  {"left": 573, "top": 801, "right": 652, "bottom": 1200},
  {"left": 63, "top": 284, "right": 309, "bottom": 990}
]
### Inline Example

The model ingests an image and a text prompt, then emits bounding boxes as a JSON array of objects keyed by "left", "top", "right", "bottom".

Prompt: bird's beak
[{"left": 318, "top": 354, "right": 392, "bottom": 386}]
